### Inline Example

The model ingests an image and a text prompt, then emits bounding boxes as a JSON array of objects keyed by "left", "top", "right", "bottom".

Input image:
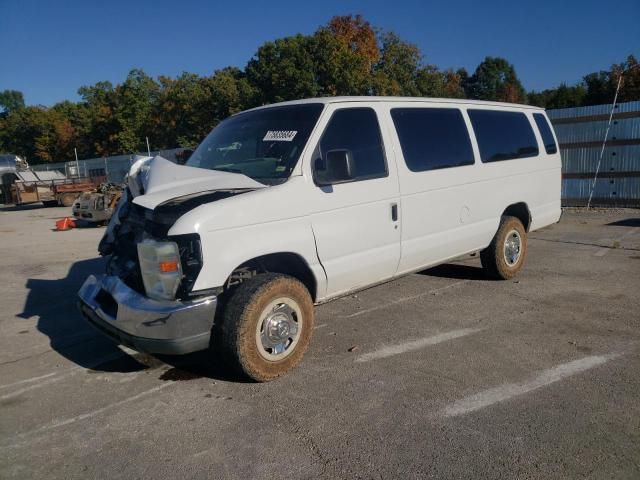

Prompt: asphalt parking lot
[{"left": 1, "top": 205, "right": 639, "bottom": 479}]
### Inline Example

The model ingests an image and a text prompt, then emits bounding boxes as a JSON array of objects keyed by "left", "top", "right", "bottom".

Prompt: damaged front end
[
  {"left": 100, "top": 187, "right": 245, "bottom": 299},
  {"left": 77, "top": 155, "right": 265, "bottom": 355}
]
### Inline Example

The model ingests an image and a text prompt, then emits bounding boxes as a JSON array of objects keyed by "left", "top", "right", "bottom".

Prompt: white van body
[
  {"left": 78, "top": 97, "right": 561, "bottom": 365},
  {"left": 170, "top": 97, "right": 559, "bottom": 300}
]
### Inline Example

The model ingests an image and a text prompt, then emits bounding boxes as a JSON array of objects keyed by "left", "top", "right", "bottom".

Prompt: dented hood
[{"left": 129, "top": 156, "right": 266, "bottom": 209}]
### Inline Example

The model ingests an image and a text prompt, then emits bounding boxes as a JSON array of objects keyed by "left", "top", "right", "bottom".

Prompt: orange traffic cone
[{"left": 55, "top": 217, "right": 76, "bottom": 231}]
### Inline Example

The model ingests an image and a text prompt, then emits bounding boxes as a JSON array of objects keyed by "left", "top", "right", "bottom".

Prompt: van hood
[{"left": 129, "top": 156, "right": 267, "bottom": 209}]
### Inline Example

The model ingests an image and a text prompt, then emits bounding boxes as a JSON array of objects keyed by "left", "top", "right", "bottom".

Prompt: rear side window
[
  {"left": 391, "top": 108, "right": 474, "bottom": 172},
  {"left": 316, "top": 108, "right": 387, "bottom": 182},
  {"left": 468, "top": 110, "right": 539, "bottom": 162},
  {"left": 533, "top": 113, "right": 558, "bottom": 154}
]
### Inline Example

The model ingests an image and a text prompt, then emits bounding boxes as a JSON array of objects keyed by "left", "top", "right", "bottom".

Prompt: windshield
[{"left": 187, "top": 103, "right": 324, "bottom": 185}]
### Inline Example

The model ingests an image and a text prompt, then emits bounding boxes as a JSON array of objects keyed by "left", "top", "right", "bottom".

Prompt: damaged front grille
[
  {"left": 105, "top": 202, "right": 156, "bottom": 296},
  {"left": 104, "top": 189, "right": 243, "bottom": 299}
]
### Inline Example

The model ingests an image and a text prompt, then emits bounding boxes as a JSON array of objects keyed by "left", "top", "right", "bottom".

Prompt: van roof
[{"left": 243, "top": 96, "right": 545, "bottom": 113}]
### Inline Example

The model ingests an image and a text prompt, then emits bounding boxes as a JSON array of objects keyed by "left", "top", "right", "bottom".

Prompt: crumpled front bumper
[{"left": 77, "top": 274, "right": 217, "bottom": 355}]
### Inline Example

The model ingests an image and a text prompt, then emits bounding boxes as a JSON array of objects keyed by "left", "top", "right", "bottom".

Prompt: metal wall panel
[
  {"left": 547, "top": 100, "right": 640, "bottom": 120},
  {"left": 562, "top": 178, "right": 640, "bottom": 207},
  {"left": 561, "top": 145, "right": 640, "bottom": 174},
  {"left": 548, "top": 100, "right": 640, "bottom": 207},
  {"left": 553, "top": 117, "right": 640, "bottom": 144}
]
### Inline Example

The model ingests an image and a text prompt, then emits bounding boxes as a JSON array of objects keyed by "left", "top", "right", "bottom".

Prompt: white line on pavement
[
  {"left": 0, "top": 350, "right": 127, "bottom": 401},
  {"left": 1, "top": 382, "right": 174, "bottom": 450},
  {"left": 356, "top": 327, "right": 483, "bottom": 362},
  {"left": 345, "top": 280, "right": 469, "bottom": 319},
  {"left": 0, "top": 372, "right": 57, "bottom": 391},
  {"left": 442, "top": 352, "right": 622, "bottom": 418}
]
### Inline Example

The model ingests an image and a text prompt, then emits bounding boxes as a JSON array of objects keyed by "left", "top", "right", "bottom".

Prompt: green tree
[
  {"left": 414, "top": 66, "right": 467, "bottom": 98},
  {"left": 311, "top": 27, "right": 372, "bottom": 96},
  {"left": 113, "top": 69, "right": 160, "bottom": 152},
  {"left": 0, "top": 106, "right": 53, "bottom": 162},
  {"left": 582, "top": 70, "right": 612, "bottom": 106},
  {"left": 77, "top": 81, "right": 119, "bottom": 156},
  {"left": 466, "top": 57, "right": 526, "bottom": 103},
  {"left": 372, "top": 32, "right": 422, "bottom": 96},
  {"left": 528, "top": 83, "right": 586, "bottom": 109},
  {"left": 615, "top": 54, "right": 640, "bottom": 102},
  {"left": 246, "top": 34, "right": 320, "bottom": 104},
  {"left": 0, "top": 90, "right": 25, "bottom": 116},
  {"left": 154, "top": 68, "right": 256, "bottom": 149},
  {"left": 154, "top": 73, "right": 212, "bottom": 148},
  {"left": 583, "top": 54, "right": 640, "bottom": 105},
  {"left": 204, "top": 67, "right": 256, "bottom": 123}
]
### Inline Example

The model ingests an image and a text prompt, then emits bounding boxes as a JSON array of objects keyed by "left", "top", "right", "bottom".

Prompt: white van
[{"left": 78, "top": 97, "right": 561, "bottom": 381}]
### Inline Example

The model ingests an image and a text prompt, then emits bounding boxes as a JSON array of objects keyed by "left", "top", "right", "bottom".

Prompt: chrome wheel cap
[
  {"left": 503, "top": 229, "right": 522, "bottom": 266},
  {"left": 256, "top": 297, "right": 302, "bottom": 361}
]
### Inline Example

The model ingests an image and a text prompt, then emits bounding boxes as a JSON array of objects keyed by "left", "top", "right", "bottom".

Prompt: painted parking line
[
  {"left": 1, "top": 382, "right": 175, "bottom": 451},
  {"left": 0, "top": 350, "right": 127, "bottom": 401},
  {"left": 441, "top": 352, "right": 621, "bottom": 418},
  {"left": 0, "top": 372, "right": 57, "bottom": 391},
  {"left": 356, "top": 327, "right": 483, "bottom": 362},
  {"left": 345, "top": 280, "right": 470, "bottom": 319}
]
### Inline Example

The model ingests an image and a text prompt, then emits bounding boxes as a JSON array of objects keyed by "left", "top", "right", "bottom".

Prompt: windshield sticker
[{"left": 263, "top": 130, "right": 297, "bottom": 142}]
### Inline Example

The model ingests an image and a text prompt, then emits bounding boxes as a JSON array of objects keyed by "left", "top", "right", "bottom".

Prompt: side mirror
[{"left": 316, "top": 149, "right": 355, "bottom": 185}]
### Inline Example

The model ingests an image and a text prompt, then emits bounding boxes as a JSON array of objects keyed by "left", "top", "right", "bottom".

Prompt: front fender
[{"left": 191, "top": 218, "right": 327, "bottom": 299}]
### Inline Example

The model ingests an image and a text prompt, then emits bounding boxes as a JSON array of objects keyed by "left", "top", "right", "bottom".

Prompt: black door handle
[{"left": 391, "top": 203, "right": 398, "bottom": 222}]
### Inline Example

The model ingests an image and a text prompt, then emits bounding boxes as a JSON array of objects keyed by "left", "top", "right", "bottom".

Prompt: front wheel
[
  {"left": 480, "top": 216, "right": 527, "bottom": 280},
  {"left": 217, "top": 273, "right": 315, "bottom": 382}
]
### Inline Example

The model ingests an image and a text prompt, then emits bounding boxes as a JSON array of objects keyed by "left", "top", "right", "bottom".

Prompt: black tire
[
  {"left": 42, "top": 200, "right": 58, "bottom": 207},
  {"left": 480, "top": 216, "right": 527, "bottom": 280},
  {"left": 216, "top": 273, "right": 314, "bottom": 382}
]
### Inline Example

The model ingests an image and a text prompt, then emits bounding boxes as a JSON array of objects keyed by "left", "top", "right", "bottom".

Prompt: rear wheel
[
  {"left": 217, "top": 273, "right": 314, "bottom": 382},
  {"left": 480, "top": 216, "right": 527, "bottom": 280}
]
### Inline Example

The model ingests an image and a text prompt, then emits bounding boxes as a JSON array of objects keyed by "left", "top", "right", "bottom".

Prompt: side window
[
  {"left": 533, "top": 113, "right": 558, "bottom": 154},
  {"left": 315, "top": 108, "right": 387, "bottom": 183},
  {"left": 391, "top": 108, "right": 474, "bottom": 172},
  {"left": 468, "top": 109, "right": 539, "bottom": 163}
]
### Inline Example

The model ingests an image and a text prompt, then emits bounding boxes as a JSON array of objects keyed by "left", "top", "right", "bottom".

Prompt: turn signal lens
[{"left": 159, "top": 260, "right": 179, "bottom": 273}]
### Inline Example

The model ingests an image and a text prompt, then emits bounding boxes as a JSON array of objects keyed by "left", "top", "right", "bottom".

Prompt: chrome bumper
[{"left": 77, "top": 274, "right": 217, "bottom": 355}]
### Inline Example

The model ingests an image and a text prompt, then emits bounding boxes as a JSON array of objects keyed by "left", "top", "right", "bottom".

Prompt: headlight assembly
[{"left": 137, "top": 240, "right": 183, "bottom": 301}]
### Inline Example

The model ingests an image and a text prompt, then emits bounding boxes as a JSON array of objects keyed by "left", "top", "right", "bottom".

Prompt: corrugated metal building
[{"left": 547, "top": 100, "right": 640, "bottom": 207}]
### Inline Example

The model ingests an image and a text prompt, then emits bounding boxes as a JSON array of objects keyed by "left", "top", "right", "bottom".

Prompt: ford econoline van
[{"left": 78, "top": 97, "right": 561, "bottom": 381}]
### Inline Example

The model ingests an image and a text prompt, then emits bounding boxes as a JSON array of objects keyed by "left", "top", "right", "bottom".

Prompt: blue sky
[{"left": 1, "top": 0, "right": 638, "bottom": 106}]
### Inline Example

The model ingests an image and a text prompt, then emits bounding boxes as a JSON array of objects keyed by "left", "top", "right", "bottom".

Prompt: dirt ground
[{"left": 1, "top": 205, "right": 639, "bottom": 479}]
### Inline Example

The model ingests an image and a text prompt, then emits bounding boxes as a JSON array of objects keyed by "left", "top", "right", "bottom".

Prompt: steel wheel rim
[
  {"left": 503, "top": 229, "right": 522, "bottom": 266},
  {"left": 255, "top": 297, "right": 303, "bottom": 361}
]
